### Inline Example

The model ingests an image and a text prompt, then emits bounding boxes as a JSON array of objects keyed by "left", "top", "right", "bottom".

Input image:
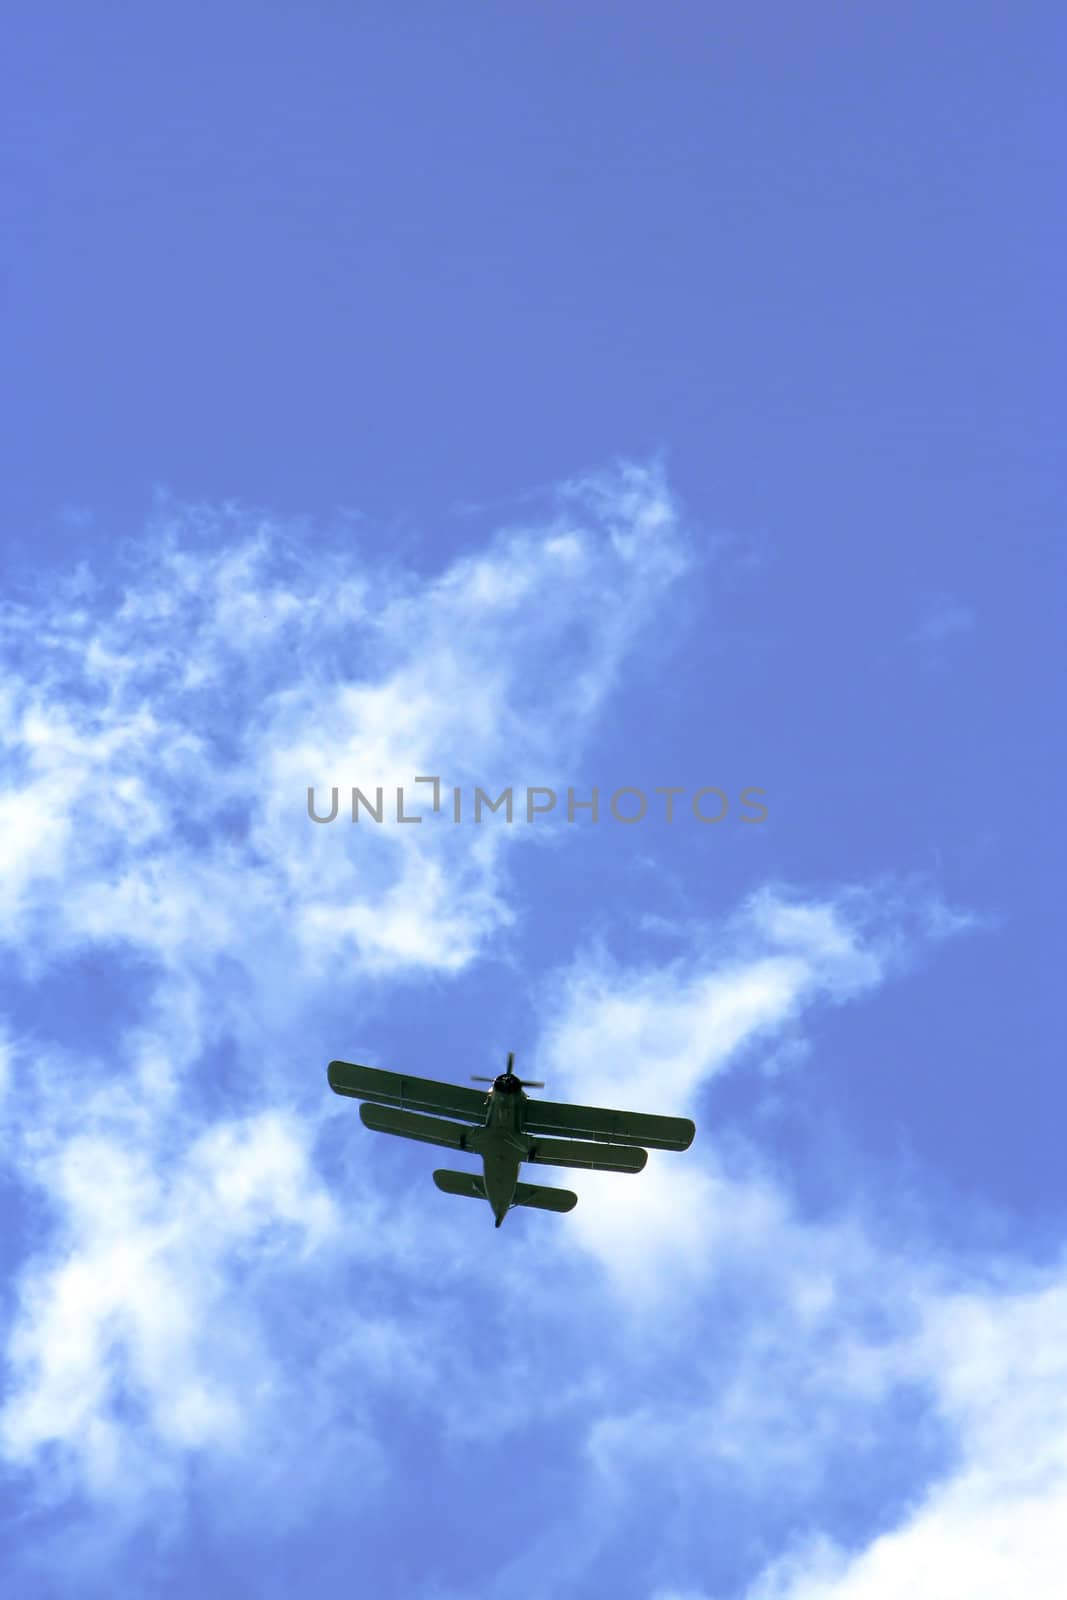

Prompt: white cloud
[
  {"left": 1, "top": 466, "right": 1035, "bottom": 1600},
  {"left": 512, "top": 887, "right": 1067, "bottom": 1600},
  {"left": 0, "top": 1089, "right": 341, "bottom": 1496},
  {"left": 541, "top": 881, "right": 958, "bottom": 1117},
  {"left": 0, "top": 462, "right": 689, "bottom": 983},
  {"left": 729, "top": 1272, "right": 1067, "bottom": 1600},
  {"left": 532, "top": 891, "right": 1063, "bottom": 1600},
  {"left": 533, "top": 881, "right": 973, "bottom": 1299},
  {"left": 0, "top": 462, "right": 696, "bottom": 1534}
]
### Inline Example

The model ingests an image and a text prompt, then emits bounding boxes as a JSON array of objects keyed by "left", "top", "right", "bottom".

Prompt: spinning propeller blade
[{"left": 470, "top": 1052, "right": 545, "bottom": 1089}]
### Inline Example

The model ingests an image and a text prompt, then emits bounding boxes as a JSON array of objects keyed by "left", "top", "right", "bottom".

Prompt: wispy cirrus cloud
[
  {"left": 519, "top": 896, "right": 1067, "bottom": 1600},
  {"left": 534, "top": 879, "right": 977, "bottom": 1299},
  {"left": 0, "top": 462, "right": 696, "bottom": 1559},
  {"left": 722, "top": 1268, "right": 1067, "bottom": 1600},
  {"left": 0, "top": 462, "right": 1031, "bottom": 1600},
  {"left": 0, "top": 461, "right": 688, "bottom": 983}
]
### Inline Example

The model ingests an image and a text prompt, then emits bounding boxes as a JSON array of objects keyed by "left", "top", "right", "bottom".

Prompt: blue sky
[{"left": 1, "top": 5, "right": 1064, "bottom": 1596}]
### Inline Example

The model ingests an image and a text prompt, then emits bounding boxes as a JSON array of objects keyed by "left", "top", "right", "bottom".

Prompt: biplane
[{"left": 327, "top": 1052, "right": 695, "bottom": 1228}]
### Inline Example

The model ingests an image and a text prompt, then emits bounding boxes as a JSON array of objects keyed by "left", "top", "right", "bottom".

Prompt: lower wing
[
  {"left": 525, "top": 1136, "right": 647, "bottom": 1174},
  {"left": 359, "top": 1103, "right": 475, "bottom": 1151}
]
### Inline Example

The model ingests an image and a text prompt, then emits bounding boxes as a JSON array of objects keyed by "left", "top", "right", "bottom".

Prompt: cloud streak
[
  {"left": 0, "top": 462, "right": 688, "bottom": 982},
  {"left": 0, "top": 463, "right": 699, "bottom": 1566},
  {"left": 0, "top": 462, "right": 1039, "bottom": 1600}
]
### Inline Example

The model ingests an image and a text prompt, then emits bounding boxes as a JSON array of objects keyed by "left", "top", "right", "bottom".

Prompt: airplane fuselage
[{"left": 470, "top": 1073, "right": 528, "bottom": 1226}]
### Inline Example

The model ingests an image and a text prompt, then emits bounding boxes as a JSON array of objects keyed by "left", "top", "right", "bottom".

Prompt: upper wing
[
  {"left": 522, "top": 1095, "right": 695, "bottom": 1151},
  {"left": 328, "top": 1060, "right": 487, "bottom": 1124}
]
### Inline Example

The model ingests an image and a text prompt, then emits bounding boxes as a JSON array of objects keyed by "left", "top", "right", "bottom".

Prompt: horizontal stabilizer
[
  {"left": 512, "top": 1181, "right": 578, "bottom": 1214},
  {"left": 522, "top": 1096, "right": 695, "bottom": 1152},
  {"left": 432, "top": 1170, "right": 577, "bottom": 1214},
  {"left": 433, "top": 1169, "right": 487, "bottom": 1200},
  {"left": 329, "top": 1060, "right": 486, "bottom": 1124},
  {"left": 360, "top": 1103, "right": 473, "bottom": 1151},
  {"left": 525, "top": 1136, "right": 647, "bottom": 1174}
]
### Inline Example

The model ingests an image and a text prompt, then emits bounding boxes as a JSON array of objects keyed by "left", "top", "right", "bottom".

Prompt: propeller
[{"left": 471, "top": 1050, "right": 544, "bottom": 1090}]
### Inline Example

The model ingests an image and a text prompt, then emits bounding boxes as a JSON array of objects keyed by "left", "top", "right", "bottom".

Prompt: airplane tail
[
  {"left": 433, "top": 1169, "right": 487, "bottom": 1201},
  {"left": 432, "top": 1170, "right": 577, "bottom": 1214},
  {"left": 511, "top": 1180, "right": 578, "bottom": 1214}
]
